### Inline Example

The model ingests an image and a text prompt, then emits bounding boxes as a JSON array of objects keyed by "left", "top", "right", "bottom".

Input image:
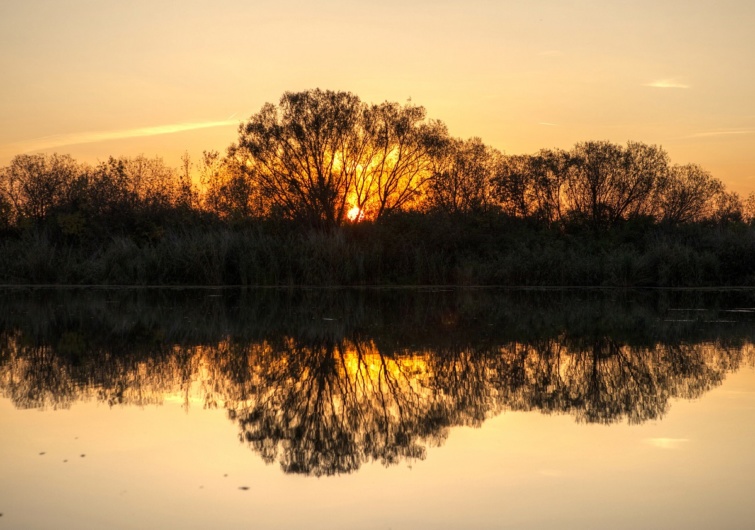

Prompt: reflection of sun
[
  {"left": 339, "top": 342, "right": 432, "bottom": 398},
  {"left": 347, "top": 205, "right": 364, "bottom": 222}
]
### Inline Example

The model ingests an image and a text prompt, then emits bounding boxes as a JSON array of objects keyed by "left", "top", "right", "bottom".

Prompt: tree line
[
  {"left": 2, "top": 89, "right": 755, "bottom": 286},
  {"left": 2, "top": 88, "right": 754, "bottom": 235}
]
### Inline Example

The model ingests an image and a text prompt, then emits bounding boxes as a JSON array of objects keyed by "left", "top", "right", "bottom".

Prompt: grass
[{"left": 1, "top": 212, "right": 754, "bottom": 287}]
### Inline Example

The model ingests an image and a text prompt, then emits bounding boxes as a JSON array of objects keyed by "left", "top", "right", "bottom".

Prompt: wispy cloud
[
  {"left": 5, "top": 119, "right": 239, "bottom": 154},
  {"left": 538, "top": 122, "right": 558, "bottom": 126},
  {"left": 644, "top": 79, "right": 690, "bottom": 89},
  {"left": 684, "top": 129, "right": 754, "bottom": 138},
  {"left": 644, "top": 437, "right": 689, "bottom": 450},
  {"left": 539, "top": 50, "right": 564, "bottom": 57}
]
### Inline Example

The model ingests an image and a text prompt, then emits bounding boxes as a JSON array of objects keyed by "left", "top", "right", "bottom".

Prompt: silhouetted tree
[
  {"left": 564, "top": 141, "right": 669, "bottom": 227},
  {"left": 0, "top": 192, "right": 13, "bottom": 233},
  {"left": 230, "top": 90, "right": 367, "bottom": 228},
  {"left": 67, "top": 154, "right": 187, "bottom": 239},
  {"left": 352, "top": 101, "right": 445, "bottom": 219},
  {"left": 495, "top": 154, "right": 537, "bottom": 218},
  {"left": 658, "top": 164, "right": 727, "bottom": 223},
  {"left": 177, "top": 152, "right": 199, "bottom": 211},
  {"left": 493, "top": 148, "right": 572, "bottom": 222},
  {"left": 116, "top": 155, "right": 180, "bottom": 210},
  {"left": 0, "top": 153, "right": 81, "bottom": 222},
  {"left": 428, "top": 137, "right": 499, "bottom": 214},
  {"left": 524, "top": 148, "right": 571, "bottom": 223},
  {"left": 744, "top": 192, "right": 755, "bottom": 224},
  {"left": 199, "top": 150, "right": 259, "bottom": 221},
  {"left": 230, "top": 90, "right": 445, "bottom": 226}
]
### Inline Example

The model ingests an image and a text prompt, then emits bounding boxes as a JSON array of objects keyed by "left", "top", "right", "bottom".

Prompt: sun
[{"left": 347, "top": 205, "right": 364, "bottom": 222}]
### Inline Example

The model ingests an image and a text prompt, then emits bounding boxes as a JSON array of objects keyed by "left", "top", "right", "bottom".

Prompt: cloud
[
  {"left": 5, "top": 119, "right": 239, "bottom": 154},
  {"left": 684, "top": 129, "right": 753, "bottom": 138},
  {"left": 644, "top": 437, "right": 689, "bottom": 450},
  {"left": 538, "top": 50, "right": 564, "bottom": 57},
  {"left": 644, "top": 79, "right": 690, "bottom": 89},
  {"left": 538, "top": 122, "right": 558, "bottom": 126}
]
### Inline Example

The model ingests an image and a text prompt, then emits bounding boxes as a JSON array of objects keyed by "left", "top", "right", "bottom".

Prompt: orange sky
[{"left": 1, "top": 0, "right": 754, "bottom": 195}]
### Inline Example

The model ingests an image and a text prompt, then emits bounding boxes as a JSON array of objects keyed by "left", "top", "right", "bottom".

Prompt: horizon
[{"left": 2, "top": 1, "right": 754, "bottom": 196}]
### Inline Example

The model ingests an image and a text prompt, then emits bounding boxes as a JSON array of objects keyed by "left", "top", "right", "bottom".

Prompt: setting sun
[{"left": 347, "top": 205, "right": 364, "bottom": 222}]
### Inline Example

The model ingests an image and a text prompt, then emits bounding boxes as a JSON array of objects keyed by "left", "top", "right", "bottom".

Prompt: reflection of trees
[
  {"left": 228, "top": 340, "right": 433, "bottom": 475},
  {"left": 1, "top": 289, "right": 754, "bottom": 475},
  {"left": 0, "top": 331, "right": 80, "bottom": 410},
  {"left": 425, "top": 337, "right": 741, "bottom": 427}
]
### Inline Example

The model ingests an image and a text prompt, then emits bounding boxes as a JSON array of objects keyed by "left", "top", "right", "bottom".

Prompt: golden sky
[{"left": 1, "top": 0, "right": 754, "bottom": 195}]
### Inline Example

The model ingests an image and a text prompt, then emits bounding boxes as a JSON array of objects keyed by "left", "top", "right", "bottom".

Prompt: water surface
[{"left": 1, "top": 288, "right": 754, "bottom": 528}]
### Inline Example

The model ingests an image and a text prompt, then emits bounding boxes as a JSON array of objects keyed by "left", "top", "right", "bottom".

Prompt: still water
[{"left": 1, "top": 288, "right": 754, "bottom": 529}]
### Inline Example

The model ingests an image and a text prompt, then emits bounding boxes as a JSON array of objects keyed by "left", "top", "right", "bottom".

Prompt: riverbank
[{"left": 2, "top": 212, "right": 754, "bottom": 287}]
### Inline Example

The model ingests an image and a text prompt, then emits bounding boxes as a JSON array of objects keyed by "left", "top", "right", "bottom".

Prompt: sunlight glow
[
  {"left": 339, "top": 345, "right": 432, "bottom": 397},
  {"left": 347, "top": 205, "right": 364, "bottom": 222}
]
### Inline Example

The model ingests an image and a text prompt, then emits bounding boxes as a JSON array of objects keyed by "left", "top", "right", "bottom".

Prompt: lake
[{"left": 1, "top": 288, "right": 754, "bottom": 529}]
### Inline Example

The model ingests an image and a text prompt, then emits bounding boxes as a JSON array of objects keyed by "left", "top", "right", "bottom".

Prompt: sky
[{"left": 1, "top": 0, "right": 754, "bottom": 195}]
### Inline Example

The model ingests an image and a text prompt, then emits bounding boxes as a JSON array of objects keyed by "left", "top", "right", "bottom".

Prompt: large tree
[
  {"left": 428, "top": 137, "right": 500, "bottom": 214},
  {"left": 231, "top": 90, "right": 365, "bottom": 227},
  {"left": 564, "top": 141, "right": 669, "bottom": 227},
  {"left": 658, "top": 164, "right": 728, "bottom": 223},
  {"left": 230, "top": 89, "right": 444, "bottom": 227},
  {"left": 352, "top": 101, "right": 445, "bottom": 218},
  {"left": 0, "top": 153, "right": 81, "bottom": 222}
]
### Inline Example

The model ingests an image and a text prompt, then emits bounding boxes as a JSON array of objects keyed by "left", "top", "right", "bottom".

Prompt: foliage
[
  {"left": 427, "top": 137, "right": 499, "bottom": 214},
  {"left": 1, "top": 90, "right": 753, "bottom": 286},
  {"left": 229, "top": 90, "right": 444, "bottom": 227}
]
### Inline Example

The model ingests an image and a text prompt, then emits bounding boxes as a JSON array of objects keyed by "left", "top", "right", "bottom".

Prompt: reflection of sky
[
  {"left": 1, "top": 1, "right": 754, "bottom": 195},
  {"left": 644, "top": 437, "right": 690, "bottom": 450},
  {"left": 2, "top": 367, "right": 754, "bottom": 529}
]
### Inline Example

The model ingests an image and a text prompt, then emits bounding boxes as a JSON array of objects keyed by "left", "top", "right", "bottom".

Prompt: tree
[
  {"left": 493, "top": 149, "right": 571, "bottom": 222},
  {"left": 0, "top": 192, "right": 12, "bottom": 233},
  {"left": 618, "top": 141, "right": 669, "bottom": 219},
  {"left": 744, "top": 192, "right": 755, "bottom": 224},
  {"left": 231, "top": 89, "right": 366, "bottom": 228},
  {"left": 352, "top": 101, "right": 445, "bottom": 219},
  {"left": 564, "top": 141, "right": 668, "bottom": 227},
  {"left": 199, "top": 150, "right": 260, "bottom": 221},
  {"left": 230, "top": 89, "right": 445, "bottom": 227},
  {"left": 658, "top": 164, "right": 727, "bottom": 223},
  {"left": 118, "top": 155, "right": 180, "bottom": 210},
  {"left": 427, "top": 137, "right": 499, "bottom": 214},
  {"left": 0, "top": 153, "right": 81, "bottom": 222},
  {"left": 494, "top": 154, "right": 537, "bottom": 218},
  {"left": 526, "top": 148, "right": 571, "bottom": 223},
  {"left": 177, "top": 152, "right": 199, "bottom": 211}
]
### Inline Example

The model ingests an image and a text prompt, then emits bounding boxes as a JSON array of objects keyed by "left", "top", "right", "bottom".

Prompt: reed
[{"left": 1, "top": 213, "right": 754, "bottom": 286}]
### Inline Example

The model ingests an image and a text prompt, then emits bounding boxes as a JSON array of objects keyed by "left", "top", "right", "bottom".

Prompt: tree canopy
[
  {"left": 227, "top": 89, "right": 444, "bottom": 227},
  {"left": 1, "top": 88, "right": 753, "bottom": 234},
  {"left": 216, "top": 89, "right": 746, "bottom": 228}
]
